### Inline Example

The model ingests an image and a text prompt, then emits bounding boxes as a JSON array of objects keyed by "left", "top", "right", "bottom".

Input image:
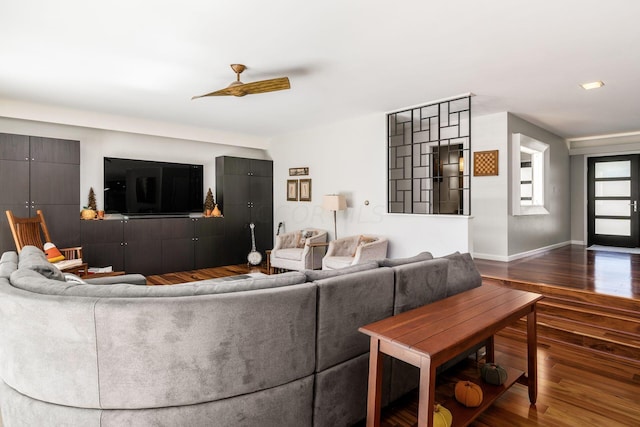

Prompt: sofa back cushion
[
  {"left": 392, "top": 258, "right": 448, "bottom": 315},
  {"left": 0, "top": 277, "right": 317, "bottom": 409},
  {"left": 17, "top": 245, "right": 65, "bottom": 281},
  {"left": 315, "top": 267, "right": 394, "bottom": 371},
  {"left": 443, "top": 252, "right": 482, "bottom": 297},
  {"left": 9, "top": 269, "right": 306, "bottom": 298},
  {"left": 302, "top": 261, "right": 378, "bottom": 282},
  {"left": 378, "top": 251, "right": 434, "bottom": 267}
]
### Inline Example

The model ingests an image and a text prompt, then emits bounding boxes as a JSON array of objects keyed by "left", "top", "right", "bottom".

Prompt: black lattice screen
[{"left": 388, "top": 96, "right": 471, "bottom": 215}]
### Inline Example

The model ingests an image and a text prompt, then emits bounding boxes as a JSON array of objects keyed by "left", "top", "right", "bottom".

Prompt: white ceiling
[{"left": 1, "top": 0, "right": 639, "bottom": 141}]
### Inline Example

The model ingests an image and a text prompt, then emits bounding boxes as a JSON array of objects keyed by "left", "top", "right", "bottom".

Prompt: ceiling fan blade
[
  {"left": 240, "top": 77, "right": 290, "bottom": 95},
  {"left": 192, "top": 77, "right": 290, "bottom": 99}
]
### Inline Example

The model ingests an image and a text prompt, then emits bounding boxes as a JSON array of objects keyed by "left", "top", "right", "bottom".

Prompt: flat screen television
[{"left": 104, "top": 157, "right": 203, "bottom": 216}]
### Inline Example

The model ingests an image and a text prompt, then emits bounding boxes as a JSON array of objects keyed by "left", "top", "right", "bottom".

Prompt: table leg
[
  {"left": 485, "top": 335, "right": 495, "bottom": 363},
  {"left": 418, "top": 356, "right": 436, "bottom": 427},
  {"left": 527, "top": 306, "right": 538, "bottom": 404},
  {"left": 366, "top": 338, "right": 383, "bottom": 427}
]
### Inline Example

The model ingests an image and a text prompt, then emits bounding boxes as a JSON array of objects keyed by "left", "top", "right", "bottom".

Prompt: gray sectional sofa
[{"left": 0, "top": 246, "right": 482, "bottom": 427}]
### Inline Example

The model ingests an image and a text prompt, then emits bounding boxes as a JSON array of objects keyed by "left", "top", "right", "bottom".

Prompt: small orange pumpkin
[
  {"left": 454, "top": 380, "right": 483, "bottom": 407},
  {"left": 433, "top": 404, "right": 452, "bottom": 427}
]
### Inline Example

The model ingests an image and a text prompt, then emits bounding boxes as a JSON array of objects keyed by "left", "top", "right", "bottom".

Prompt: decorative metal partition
[{"left": 388, "top": 96, "right": 471, "bottom": 215}]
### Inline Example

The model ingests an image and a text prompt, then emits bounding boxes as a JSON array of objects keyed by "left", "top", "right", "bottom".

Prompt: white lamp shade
[{"left": 323, "top": 194, "right": 347, "bottom": 211}]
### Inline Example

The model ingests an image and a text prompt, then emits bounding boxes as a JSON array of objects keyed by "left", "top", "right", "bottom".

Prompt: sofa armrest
[
  {"left": 353, "top": 238, "right": 388, "bottom": 264},
  {"left": 84, "top": 274, "right": 147, "bottom": 286}
]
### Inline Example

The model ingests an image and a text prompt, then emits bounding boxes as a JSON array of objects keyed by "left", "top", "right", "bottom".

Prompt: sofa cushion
[
  {"left": 17, "top": 245, "right": 65, "bottom": 281},
  {"left": 443, "top": 252, "right": 482, "bottom": 297},
  {"left": 303, "top": 261, "right": 378, "bottom": 282},
  {"left": 297, "top": 230, "right": 315, "bottom": 248},
  {"left": 273, "top": 248, "right": 303, "bottom": 261},
  {"left": 315, "top": 267, "right": 395, "bottom": 371},
  {"left": 378, "top": 251, "right": 434, "bottom": 267},
  {"left": 323, "top": 256, "right": 355, "bottom": 270},
  {"left": 392, "top": 258, "right": 449, "bottom": 314}
]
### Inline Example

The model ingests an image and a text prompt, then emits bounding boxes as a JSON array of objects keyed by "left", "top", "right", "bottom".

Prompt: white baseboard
[
  {"left": 570, "top": 240, "right": 585, "bottom": 245},
  {"left": 473, "top": 241, "right": 573, "bottom": 263}
]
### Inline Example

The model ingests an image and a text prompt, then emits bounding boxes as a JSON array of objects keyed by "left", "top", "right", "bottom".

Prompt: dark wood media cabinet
[{"left": 81, "top": 216, "right": 225, "bottom": 276}]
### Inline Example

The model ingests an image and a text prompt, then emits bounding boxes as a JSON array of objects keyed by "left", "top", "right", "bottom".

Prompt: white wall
[
  {"left": 268, "top": 113, "right": 472, "bottom": 258},
  {"left": 0, "top": 116, "right": 268, "bottom": 210},
  {"left": 470, "top": 113, "right": 571, "bottom": 261},
  {"left": 470, "top": 113, "right": 509, "bottom": 259}
]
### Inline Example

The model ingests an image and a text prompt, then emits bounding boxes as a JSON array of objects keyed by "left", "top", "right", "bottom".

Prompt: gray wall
[
  {"left": 507, "top": 113, "right": 571, "bottom": 256},
  {"left": 570, "top": 155, "right": 586, "bottom": 243}
]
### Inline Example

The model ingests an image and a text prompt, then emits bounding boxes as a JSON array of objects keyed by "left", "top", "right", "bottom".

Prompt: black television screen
[{"left": 104, "top": 157, "right": 203, "bottom": 216}]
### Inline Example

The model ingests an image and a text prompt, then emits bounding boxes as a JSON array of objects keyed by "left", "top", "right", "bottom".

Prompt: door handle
[{"left": 631, "top": 200, "right": 638, "bottom": 212}]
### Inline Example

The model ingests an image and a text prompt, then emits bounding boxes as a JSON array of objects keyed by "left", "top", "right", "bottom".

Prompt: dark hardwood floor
[{"left": 144, "top": 247, "right": 640, "bottom": 426}]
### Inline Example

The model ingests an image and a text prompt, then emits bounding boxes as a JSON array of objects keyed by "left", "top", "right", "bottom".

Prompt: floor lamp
[{"left": 323, "top": 194, "right": 347, "bottom": 239}]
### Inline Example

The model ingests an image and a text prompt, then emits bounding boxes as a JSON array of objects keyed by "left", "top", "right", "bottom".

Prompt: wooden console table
[{"left": 359, "top": 283, "right": 543, "bottom": 427}]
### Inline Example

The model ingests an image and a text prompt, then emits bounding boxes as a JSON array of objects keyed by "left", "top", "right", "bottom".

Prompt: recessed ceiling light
[{"left": 580, "top": 81, "right": 605, "bottom": 90}]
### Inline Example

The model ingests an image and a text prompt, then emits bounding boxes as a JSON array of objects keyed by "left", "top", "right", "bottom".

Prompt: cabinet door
[
  {"left": 250, "top": 175, "right": 273, "bottom": 207},
  {"left": 217, "top": 156, "right": 251, "bottom": 176},
  {"left": 81, "top": 220, "right": 125, "bottom": 271},
  {"left": 0, "top": 157, "right": 30, "bottom": 253},
  {"left": 251, "top": 204, "right": 274, "bottom": 259},
  {"left": 124, "top": 219, "right": 163, "bottom": 275},
  {"left": 29, "top": 137, "right": 80, "bottom": 164},
  {"left": 221, "top": 174, "right": 251, "bottom": 205},
  {"left": 160, "top": 218, "right": 194, "bottom": 274},
  {"left": 36, "top": 205, "right": 81, "bottom": 249},
  {"left": 194, "top": 217, "right": 225, "bottom": 268},
  {"left": 0, "top": 133, "right": 29, "bottom": 161},
  {"left": 30, "top": 162, "right": 80, "bottom": 206},
  {"left": 223, "top": 205, "right": 252, "bottom": 265},
  {"left": 250, "top": 159, "right": 273, "bottom": 177}
]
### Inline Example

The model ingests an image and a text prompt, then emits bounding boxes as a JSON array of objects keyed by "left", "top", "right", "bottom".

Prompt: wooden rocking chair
[{"left": 5, "top": 209, "right": 87, "bottom": 276}]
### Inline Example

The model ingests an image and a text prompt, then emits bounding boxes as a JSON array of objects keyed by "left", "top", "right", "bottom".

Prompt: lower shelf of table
[{"left": 435, "top": 360, "right": 525, "bottom": 427}]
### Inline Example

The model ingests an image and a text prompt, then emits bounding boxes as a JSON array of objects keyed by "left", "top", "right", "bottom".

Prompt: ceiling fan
[{"left": 192, "top": 64, "right": 290, "bottom": 99}]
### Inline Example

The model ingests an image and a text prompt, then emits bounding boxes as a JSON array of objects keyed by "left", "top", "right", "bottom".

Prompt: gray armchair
[
  {"left": 270, "top": 229, "right": 328, "bottom": 271},
  {"left": 322, "top": 235, "right": 388, "bottom": 270}
]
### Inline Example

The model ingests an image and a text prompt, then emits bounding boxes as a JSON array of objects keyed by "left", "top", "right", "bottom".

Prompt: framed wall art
[
  {"left": 473, "top": 150, "right": 499, "bottom": 176},
  {"left": 289, "top": 167, "right": 309, "bottom": 176},
  {"left": 299, "top": 179, "right": 312, "bottom": 202},
  {"left": 287, "top": 179, "right": 299, "bottom": 201}
]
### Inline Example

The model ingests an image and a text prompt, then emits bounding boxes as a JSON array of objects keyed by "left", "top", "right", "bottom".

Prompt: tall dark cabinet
[
  {"left": 0, "top": 133, "right": 80, "bottom": 253},
  {"left": 216, "top": 156, "right": 273, "bottom": 265}
]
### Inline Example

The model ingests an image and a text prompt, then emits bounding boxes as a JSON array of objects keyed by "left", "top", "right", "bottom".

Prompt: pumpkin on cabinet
[
  {"left": 432, "top": 404, "right": 452, "bottom": 427},
  {"left": 454, "top": 380, "right": 483, "bottom": 408},
  {"left": 481, "top": 362, "right": 508, "bottom": 385}
]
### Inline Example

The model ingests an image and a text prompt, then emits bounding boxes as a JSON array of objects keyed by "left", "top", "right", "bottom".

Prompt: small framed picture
[
  {"left": 299, "top": 179, "right": 312, "bottom": 202},
  {"left": 287, "top": 179, "right": 299, "bottom": 201},
  {"left": 289, "top": 167, "right": 309, "bottom": 176}
]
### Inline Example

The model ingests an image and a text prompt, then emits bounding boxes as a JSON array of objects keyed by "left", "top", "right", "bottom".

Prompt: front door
[{"left": 587, "top": 155, "right": 640, "bottom": 247}]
